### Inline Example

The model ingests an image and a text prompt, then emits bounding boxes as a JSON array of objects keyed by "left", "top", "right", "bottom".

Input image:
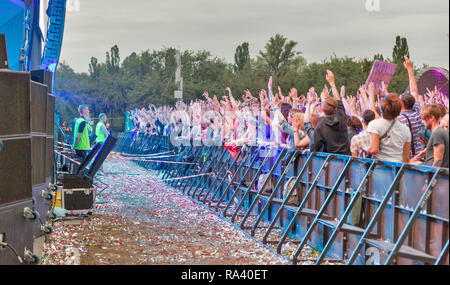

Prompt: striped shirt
[{"left": 398, "top": 102, "right": 425, "bottom": 157}]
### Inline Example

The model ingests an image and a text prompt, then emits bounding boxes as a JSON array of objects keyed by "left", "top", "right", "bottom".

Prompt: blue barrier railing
[{"left": 115, "top": 133, "right": 449, "bottom": 265}]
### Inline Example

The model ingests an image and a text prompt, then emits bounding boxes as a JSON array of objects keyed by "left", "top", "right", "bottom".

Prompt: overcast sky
[{"left": 59, "top": 0, "right": 449, "bottom": 73}]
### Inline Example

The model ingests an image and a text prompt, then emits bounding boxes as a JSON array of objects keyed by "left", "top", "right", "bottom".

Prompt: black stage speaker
[
  {"left": 0, "top": 34, "right": 8, "bottom": 69},
  {"left": 46, "top": 137, "right": 54, "bottom": 184},
  {"left": 31, "top": 137, "right": 46, "bottom": 186},
  {"left": 30, "top": 81, "right": 48, "bottom": 186},
  {"left": 0, "top": 70, "right": 31, "bottom": 136},
  {"left": 0, "top": 69, "right": 33, "bottom": 206},
  {"left": 30, "top": 81, "right": 47, "bottom": 134},
  {"left": 47, "top": 94, "right": 55, "bottom": 136},
  {"left": 30, "top": 77, "right": 53, "bottom": 237},
  {"left": 0, "top": 68, "right": 38, "bottom": 264},
  {"left": 0, "top": 200, "right": 35, "bottom": 264},
  {"left": 85, "top": 135, "right": 117, "bottom": 182},
  {"left": 31, "top": 69, "right": 53, "bottom": 94},
  {"left": 0, "top": 137, "right": 32, "bottom": 205},
  {"left": 76, "top": 142, "right": 102, "bottom": 176},
  {"left": 31, "top": 69, "right": 55, "bottom": 184}
]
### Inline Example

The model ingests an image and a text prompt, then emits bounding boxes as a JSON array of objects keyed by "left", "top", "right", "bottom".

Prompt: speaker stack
[
  {"left": 0, "top": 69, "right": 39, "bottom": 264},
  {"left": 30, "top": 70, "right": 56, "bottom": 239}
]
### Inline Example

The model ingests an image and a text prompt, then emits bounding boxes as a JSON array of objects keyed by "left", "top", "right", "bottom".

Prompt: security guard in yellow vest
[
  {"left": 96, "top": 113, "right": 110, "bottom": 144},
  {"left": 72, "top": 104, "right": 92, "bottom": 160}
]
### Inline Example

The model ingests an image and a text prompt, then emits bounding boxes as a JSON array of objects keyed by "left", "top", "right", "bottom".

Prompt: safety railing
[{"left": 115, "top": 133, "right": 450, "bottom": 265}]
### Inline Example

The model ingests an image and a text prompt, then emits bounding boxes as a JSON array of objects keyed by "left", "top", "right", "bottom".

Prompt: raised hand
[
  {"left": 306, "top": 90, "right": 314, "bottom": 105},
  {"left": 403, "top": 55, "right": 413, "bottom": 71},
  {"left": 268, "top": 76, "right": 273, "bottom": 93},
  {"left": 381, "top": 81, "right": 388, "bottom": 95},
  {"left": 225, "top": 87, "right": 233, "bottom": 99},
  {"left": 289, "top": 88, "right": 299, "bottom": 100},
  {"left": 278, "top": 86, "right": 284, "bottom": 99},
  {"left": 320, "top": 85, "right": 329, "bottom": 102},
  {"left": 326, "top": 70, "right": 335, "bottom": 84},
  {"left": 369, "top": 82, "right": 375, "bottom": 96},
  {"left": 259, "top": 89, "right": 267, "bottom": 104},
  {"left": 272, "top": 92, "right": 281, "bottom": 108},
  {"left": 243, "top": 89, "right": 253, "bottom": 102},
  {"left": 340, "top": 85, "right": 346, "bottom": 98}
]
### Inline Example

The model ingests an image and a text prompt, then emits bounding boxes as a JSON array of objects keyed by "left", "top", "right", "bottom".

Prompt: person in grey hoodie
[{"left": 313, "top": 70, "right": 351, "bottom": 155}]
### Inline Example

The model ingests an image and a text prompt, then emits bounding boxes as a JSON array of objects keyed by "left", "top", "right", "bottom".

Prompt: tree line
[{"left": 54, "top": 34, "right": 424, "bottom": 131}]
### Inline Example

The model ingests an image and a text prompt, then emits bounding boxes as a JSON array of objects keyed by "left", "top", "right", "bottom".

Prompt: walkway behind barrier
[{"left": 116, "top": 134, "right": 449, "bottom": 265}]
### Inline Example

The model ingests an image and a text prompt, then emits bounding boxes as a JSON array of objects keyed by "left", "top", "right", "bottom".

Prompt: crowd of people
[{"left": 128, "top": 56, "right": 449, "bottom": 168}]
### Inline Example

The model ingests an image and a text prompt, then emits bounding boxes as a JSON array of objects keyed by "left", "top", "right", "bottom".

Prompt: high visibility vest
[
  {"left": 96, "top": 121, "right": 107, "bottom": 144},
  {"left": 73, "top": 117, "right": 92, "bottom": 150}
]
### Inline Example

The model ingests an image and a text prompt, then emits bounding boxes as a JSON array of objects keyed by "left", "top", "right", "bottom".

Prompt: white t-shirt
[{"left": 366, "top": 118, "right": 411, "bottom": 163}]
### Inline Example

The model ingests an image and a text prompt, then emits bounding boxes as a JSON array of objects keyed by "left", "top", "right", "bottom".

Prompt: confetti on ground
[{"left": 42, "top": 156, "right": 296, "bottom": 265}]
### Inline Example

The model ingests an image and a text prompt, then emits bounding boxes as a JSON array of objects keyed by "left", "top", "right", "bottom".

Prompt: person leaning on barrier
[
  {"left": 398, "top": 93, "right": 424, "bottom": 159},
  {"left": 398, "top": 55, "right": 425, "bottom": 159},
  {"left": 350, "top": 110, "right": 376, "bottom": 158},
  {"left": 366, "top": 93, "right": 411, "bottom": 163},
  {"left": 313, "top": 70, "right": 351, "bottom": 155},
  {"left": 410, "top": 104, "right": 449, "bottom": 168},
  {"left": 72, "top": 104, "right": 93, "bottom": 160},
  {"left": 261, "top": 90, "right": 309, "bottom": 149},
  {"left": 96, "top": 113, "right": 110, "bottom": 144}
]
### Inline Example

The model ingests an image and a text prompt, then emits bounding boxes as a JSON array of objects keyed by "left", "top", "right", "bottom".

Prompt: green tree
[
  {"left": 373, "top": 54, "right": 385, "bottom": 61},
  {"left": 392, "top": 36, "right": 409, "bottom": 65},
  {"left": 258, "top": 34, "right": 300, "bottom": 76},
  {"left": 390, "top": 35, "right": 410, "bottom": 93},
  {"left": 88, "top": 57, "right": 99, "bottom": 78},
  {"left": 234, "top": 42, "right": 250, "bottom": 73}
]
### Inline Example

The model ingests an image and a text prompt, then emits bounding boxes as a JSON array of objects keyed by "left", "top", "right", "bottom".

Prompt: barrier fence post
[
  {"left": 187, "top": 147, "right": 223, "bottom": 197},
  {"left": 192, "top": 148, "right": 228, "bottom": 199},
  {"left": 315, "top": 160, "right": 378, "bottom": 264},
  {"left": 213, "top": 151, "right": 252, "bottom": 211},
  {"left": 200, "top": 150, "right": 239, "bottom": 204},
  {"left": 221, "top": 147, "right": 265, "bottom": 217},
  {"left": 176, "top": 145, "right": 206, "bottom": 189},
  {"left": 247, "top": 150, "right": 298, "bottom": 236},
  {"left": 262, "top": 152, "right": 314, "bottom": 244},
  {"left": 384, "top": 168, "right": 441, "bottom": 265},
  {"left": 196, "top": 152, "right": 231, "bottom": 202},
  {"left": 205, "top": 149, "right": 245, "bottom": 206},
  {"left": 183, "top": 146, "right": 217, "bottom": 193},
  {"left": 275, "top": 153, "right": 334, "bottom": 255},
  {"left": 232, "top": 148, "right": 287, "bottom": 225},
  {"left": 291, "top": 157, "right": 353, "bottom": 262}
]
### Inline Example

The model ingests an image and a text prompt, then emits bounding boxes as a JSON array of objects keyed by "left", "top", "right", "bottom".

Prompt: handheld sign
[{"left": 365, "top": 60, "right": 397, "bottom": 93}]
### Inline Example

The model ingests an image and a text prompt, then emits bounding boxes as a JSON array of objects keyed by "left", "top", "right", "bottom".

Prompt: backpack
[
  {"left": 283, "top": 177, "right": 299, "bottom": 206},
  {"left": 257, "top": 174, "right": 274, "bottom": 195}
]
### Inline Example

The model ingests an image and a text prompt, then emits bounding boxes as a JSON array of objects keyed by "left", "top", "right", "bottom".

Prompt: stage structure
[{"left": 415, "top": 67, "right": 449, "bottom": 99}]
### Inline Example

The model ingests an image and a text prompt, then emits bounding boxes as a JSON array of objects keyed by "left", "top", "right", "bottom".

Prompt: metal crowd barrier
[{"left": 116, "top": 133, "right": 449, "bottom": 265}]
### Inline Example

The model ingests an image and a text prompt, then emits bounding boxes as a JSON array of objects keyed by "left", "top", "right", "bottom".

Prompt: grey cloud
[{"left": 59, "top": 0, "right": 449, "bottom": 72}]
